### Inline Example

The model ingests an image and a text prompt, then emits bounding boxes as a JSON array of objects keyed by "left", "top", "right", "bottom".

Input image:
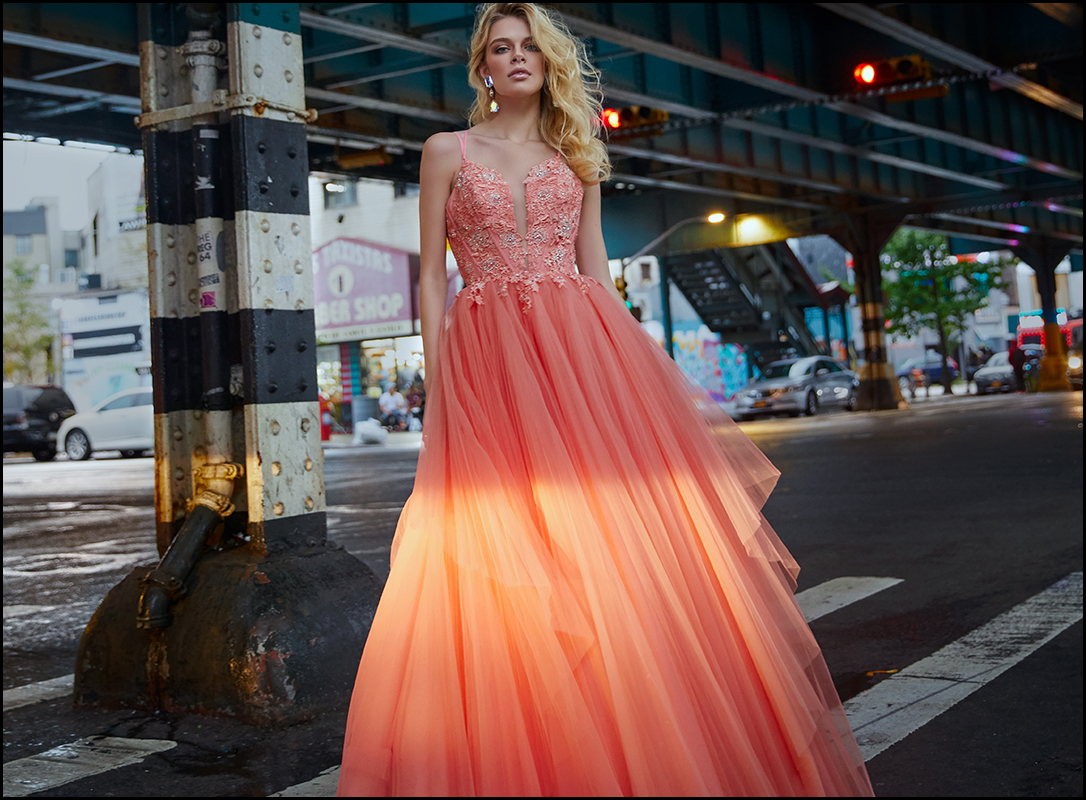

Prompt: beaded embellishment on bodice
[{"left": 446, "top": 132, "right": 590, "bottom": 311}]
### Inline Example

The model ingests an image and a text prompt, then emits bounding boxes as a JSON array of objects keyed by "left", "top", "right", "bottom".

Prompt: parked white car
[{"left": 58, "top": 387, "right": 154, "bottom": 460}]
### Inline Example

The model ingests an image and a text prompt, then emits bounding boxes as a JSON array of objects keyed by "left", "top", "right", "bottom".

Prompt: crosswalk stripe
[
  {"left": 270, "top": 576, "right": 903, "bottom": 797},
  {"left": 8, "top": 575, "right": 1076, "bottom": 795},
  {"left": 2, "top": 736, "right": 176, "bottom": 797},
  {"left": 3, "top": 604, "right": 58, "bottom": 619},
  {"left": 843, "top": 571, "right": 1083, "bottom": 761},
  {"left": 795, "top": 576, "right": 903, "bottom": 622},
  {"left": 2, "top": 673, "right": 73, "bottom": 712},
  {"left": 0, "top": 576, "right": 893, "bottom": 716}
]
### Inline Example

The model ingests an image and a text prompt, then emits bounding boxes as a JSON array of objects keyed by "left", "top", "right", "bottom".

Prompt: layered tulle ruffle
[{"left": 338, "top": 277, "right": 873, "bottom": 796}]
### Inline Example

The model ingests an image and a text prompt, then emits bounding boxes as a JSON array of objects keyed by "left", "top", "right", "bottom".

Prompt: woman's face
[{"left": 481, "top": 15, "right": 545, "bottom": 101}]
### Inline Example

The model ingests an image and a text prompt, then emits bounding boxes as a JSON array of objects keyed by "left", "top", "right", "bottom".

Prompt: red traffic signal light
[
  {"left": 854, "top": 63, "right": 877, "bottom": 84},
  {"left": 852, "top": 55, "right": 947, "bottom": 102},
  {"left": 602, "top": 106, "right": 668, "bottom": 132},
  {"left": 853, "top": 55, "right": 930, "bottom": 86}
]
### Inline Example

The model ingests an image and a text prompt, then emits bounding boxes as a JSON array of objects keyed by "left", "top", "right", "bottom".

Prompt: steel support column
[
  {"left": 73, "top": 3, "right": 381, "bottom": 726},
  {"left": 830, "top": 216, "right": 906, "bottom": 410},
  {"left": 660, "top": 256, "right": 675, "bottom": 359},
  {"left": 1012, "top": 238, "right": 1074, "bottom": 392}
]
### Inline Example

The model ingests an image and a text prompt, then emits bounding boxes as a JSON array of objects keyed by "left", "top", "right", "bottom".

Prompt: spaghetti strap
[{"left": 455, "top": 130, "right": 467, "bottom": 162}]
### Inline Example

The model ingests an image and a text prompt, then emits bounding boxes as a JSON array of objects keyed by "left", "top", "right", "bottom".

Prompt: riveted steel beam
[
  {"left": 554, "top": 8, "right": 1081, "bottom": 182},
  {"left": 817, "top": 2, "right": 1082, "bottom": 120},
  {"left": 609, "top": 143, "right": 862, "bottom": 198},
  {"left": 2, "top": 76, "right": 141, "bottom": 112},
  {"left": 2, "top": 29, "right": 141, "bottom": 66},
  {"left": 298, "top": 9, "right": 464, "bottom": 61},
  {"left": 609, "top": 172, "right": 826, "bottom": 211},
  {"left": 558, "top": 12, "right": 823, "bottom": 103},
  {"left": 305, "top": 85, "right": 462, "bottom": 123}
]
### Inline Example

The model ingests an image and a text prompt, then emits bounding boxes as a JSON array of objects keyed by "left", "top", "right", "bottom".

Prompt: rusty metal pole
[
  {"left": 1013, "top": 238, "right": 1074, "bottom": 392},
  {"left": 830, "top": 215, "right": 907, "bottom": 410},
  {"left": 137, "top": 8, "right": 243, "bottom": 630},
  {"left": 74, "top": 2, "right": 382, "bottom": 726}
]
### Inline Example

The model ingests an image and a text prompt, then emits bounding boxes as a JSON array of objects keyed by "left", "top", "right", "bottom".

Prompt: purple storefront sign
[{"left": 313, "top": 237, "right": 413, "bottom": 343}]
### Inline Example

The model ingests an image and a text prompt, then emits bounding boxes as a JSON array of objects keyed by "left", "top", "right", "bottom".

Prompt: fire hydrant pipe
[{"left": 137, "top": 502, "right": 224, "bottom": 628}]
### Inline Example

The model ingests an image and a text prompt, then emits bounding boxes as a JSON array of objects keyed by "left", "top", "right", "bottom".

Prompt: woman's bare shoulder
[
  {"left": 421, "top": 132, "right": 463, "bottom": 191},
  {"left": 423, "top": 131, "right": 463, "bottom": 160}
]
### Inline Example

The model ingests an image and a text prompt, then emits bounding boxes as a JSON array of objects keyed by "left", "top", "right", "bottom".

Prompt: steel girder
[{"left": 4, "top": 3, "right": 1081, "bottom": 244}]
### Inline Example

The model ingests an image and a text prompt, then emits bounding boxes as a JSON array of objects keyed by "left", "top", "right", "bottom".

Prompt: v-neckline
[
  {"left": 460, "top": 153, "right": 562, "bottom": 190},
  {"left": 455, "top": 154, "right": 564, "bottom": 240}
]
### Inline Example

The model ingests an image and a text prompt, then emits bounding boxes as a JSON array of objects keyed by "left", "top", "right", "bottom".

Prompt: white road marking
[
  {"left": 3, "top": 604, "right": 58, "bottom": 619},
  {"left": 270, "top": 576, "right": 902, "bottom": 797},
  {"left": 844, "top": 571, "right": 1083, "bottom": 761},
  {"left": 3, "top": 673, "right": 73, "bottom": 712},
  {"left": 2, "top": 736, "right": 176, "bottom": 797},
  {"left": 796, "top": 576, "right": 903, "bottom": 622},
  {"left": 6, "top": 574, "right": 1079, "bottom": 796}
]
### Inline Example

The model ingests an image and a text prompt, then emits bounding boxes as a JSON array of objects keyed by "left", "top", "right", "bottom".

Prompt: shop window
[{"left": 323, "top": 180, "right": 358, "bottom": 209}]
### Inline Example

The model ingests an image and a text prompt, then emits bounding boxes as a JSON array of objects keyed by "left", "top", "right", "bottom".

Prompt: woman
[{"left": 338, "top": 4, "right": 874, "bottom": 796}]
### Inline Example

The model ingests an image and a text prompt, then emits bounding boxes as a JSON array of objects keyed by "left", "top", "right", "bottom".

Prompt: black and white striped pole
[{"left": 74, "top": 3, "right": 381, "bottom": 726}]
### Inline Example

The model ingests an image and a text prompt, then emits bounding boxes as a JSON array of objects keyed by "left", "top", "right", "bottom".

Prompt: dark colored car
[
  {"left": 895, "top": 352, "right": 959, "bottom": 392},
  {"left": 2, "top": 384, "right": 77, "bottom": 461},
  {"left": 975, "top": 346, "right": 1044, "bottom": 394}
]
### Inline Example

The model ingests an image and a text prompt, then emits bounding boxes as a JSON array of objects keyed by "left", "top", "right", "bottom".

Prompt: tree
[
  {"left": 881, "top": 229, "right": 1008, "bottom": 393},
  {"left": 3, "top": 260, "right": 54, "bottom": 383}
]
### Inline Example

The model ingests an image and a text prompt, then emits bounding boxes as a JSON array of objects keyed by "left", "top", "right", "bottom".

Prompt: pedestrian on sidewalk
[{"left": 1009, "top": 343, "right": 1027, "bottom": 392}]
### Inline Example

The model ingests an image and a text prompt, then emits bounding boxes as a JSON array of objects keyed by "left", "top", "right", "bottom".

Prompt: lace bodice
[{"left": 445, "top": 131, "right": 590, "bottom": 311}]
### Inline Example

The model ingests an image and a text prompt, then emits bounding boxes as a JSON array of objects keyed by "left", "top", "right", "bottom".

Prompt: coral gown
[{"left": 337, "top": 131, "right": 874, "bottom": 797}]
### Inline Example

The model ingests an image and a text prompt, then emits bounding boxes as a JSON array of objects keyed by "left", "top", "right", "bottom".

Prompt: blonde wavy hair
[{"left": 466, "top": 3, "right": 611, "bottom": 184}]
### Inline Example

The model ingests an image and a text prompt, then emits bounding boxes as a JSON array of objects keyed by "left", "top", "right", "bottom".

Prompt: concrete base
[
  {"left": 73, "top": 544, "right": 383, "bottom": 726},
  {"left": 855, "top": 363, "right": 908, "bottom": 411}
]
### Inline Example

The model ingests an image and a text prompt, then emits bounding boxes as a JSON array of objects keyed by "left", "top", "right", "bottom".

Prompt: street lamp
[
  {"left": 621, "top": 212, "right": 726, "bottom": 268},
  {"left": 619, "top": 213, "right": 725, "bottom": 359}
]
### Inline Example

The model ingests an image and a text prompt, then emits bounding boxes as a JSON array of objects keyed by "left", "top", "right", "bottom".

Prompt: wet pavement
[{"left": 3, "top": 392, "right": 1082, "bottom": 796}]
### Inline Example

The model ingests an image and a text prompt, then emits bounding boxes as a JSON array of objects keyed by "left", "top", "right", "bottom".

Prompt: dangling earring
[{"left": 485, "top": 75, "right": 499, "bottom": 114}]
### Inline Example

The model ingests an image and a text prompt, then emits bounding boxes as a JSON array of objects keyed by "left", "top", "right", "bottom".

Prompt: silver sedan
[{"left": 735, "top": 357, "right": 857, "bottom": 420}]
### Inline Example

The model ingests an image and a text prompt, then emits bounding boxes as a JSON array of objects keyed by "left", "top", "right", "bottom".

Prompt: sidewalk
[
  {"left": 720, "top": 381, "right": 983, "bottom": 417},
  {"left": 323, "top": 430, "right": 423, "bottom": 448}
]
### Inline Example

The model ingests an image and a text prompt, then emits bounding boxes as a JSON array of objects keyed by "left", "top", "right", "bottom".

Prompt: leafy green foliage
[
  {"left": 881, "top": 229, "right": 1009, "bottom": 390},
  {"left": 3, "top": 260, "right": 54, "bottom": 383}
]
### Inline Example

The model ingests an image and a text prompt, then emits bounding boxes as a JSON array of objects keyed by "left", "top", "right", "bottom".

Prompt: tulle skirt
[{"left": 337, "top": 276, "right": 873, "bottom": 796}]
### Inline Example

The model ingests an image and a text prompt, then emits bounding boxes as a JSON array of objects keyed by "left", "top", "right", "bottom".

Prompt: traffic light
[
  {"left": 852, "top": 55, "right": 948, "bottom": 102},
  {"left": 602, "top": 106, "right": 669, "bottom": 131}
]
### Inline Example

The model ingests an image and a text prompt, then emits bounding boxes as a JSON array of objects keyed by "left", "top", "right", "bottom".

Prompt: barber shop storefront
[{"left": 313, "top": 237, "right": 425, "bottom": 434}]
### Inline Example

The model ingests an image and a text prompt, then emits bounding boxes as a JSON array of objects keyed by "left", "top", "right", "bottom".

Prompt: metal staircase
[{"left": 663, "top": 242, "right": 825, "bottom": 359}]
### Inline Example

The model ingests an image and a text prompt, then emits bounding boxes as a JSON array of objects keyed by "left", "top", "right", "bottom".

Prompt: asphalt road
[{"left": 3, "top": 391, "right": 1082, "bottom": 797}]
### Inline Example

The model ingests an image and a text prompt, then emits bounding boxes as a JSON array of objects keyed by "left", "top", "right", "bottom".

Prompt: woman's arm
[
  {"left": 418, "top": 132, "right": 460, "bottom": 396},
  {"left": 574, "top": 181, "right": 626, "bottom": 308}
]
